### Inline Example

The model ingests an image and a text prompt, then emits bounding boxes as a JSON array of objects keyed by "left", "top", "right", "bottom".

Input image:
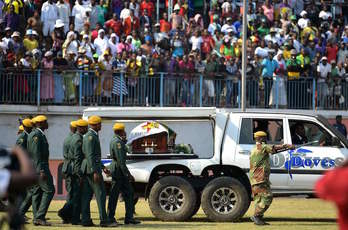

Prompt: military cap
[
  {"left": 254, "top": 131, "right": 267, "bottom": 138},
  {"left": 88, "top": 115, "right": 102, "bottom": 125},
  {"left": 34, "top": 115, "right": 47, "bottom": 122},
  {"left": 113, "top": 123, "right": 125, "bottom": 131},
  {"left": 22, "top": 118, "right": 33, "bottom": 128},
  {"left": 70, "top": 121, "right": 77, "bottom": 128},
  {"left": 76, "top": 119, "right": 88, "bottom": 127},
  {"left": 19, "top": 125, "right": 24, "bottom": 131}
]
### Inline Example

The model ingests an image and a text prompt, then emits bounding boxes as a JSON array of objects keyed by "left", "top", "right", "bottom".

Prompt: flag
[{"left": 112, "top": 75, "right": 128, "bottom": 95}]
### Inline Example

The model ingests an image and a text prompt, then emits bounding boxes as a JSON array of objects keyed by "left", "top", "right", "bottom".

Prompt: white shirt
[
  {"left": 129, "top": 2, "right": 140, "bottom": 18},
  {"left": 317, "top": 63, "right": 331, "bottom": 82},
  {"left": 255, "top": 47, "right": 269, "bottom": 58},
  {"left": 72, "top": 3, "right": 88, "bottom": 29},
  {"left": 264, "top": 34, "right": 281, "bottom": 46},
  {"left": 56, "top": 2, "right": 70, "bottom": 23},
  {"left": 120, "top": 8, "right": 130, "bottom": 21},
  {"left": 80, "top": 41, "right": 95, "bottom": 59},
  {"left": 189, "top": 36, "right": 203, "bottom": 51},
  {"left": 94, "top": 36, "right": 109, "bottom": 56},
  {"left": 66, "top": 40, "right": 79, "bottom": 56},
  {"left": 319, "top": 11, "right": 332, "bottom": 20},
  {"left": 221, "top": 24, "right": 236, "bottom": 34},
  {"left": 298, "top": 18, "right": 309, "bottom": 29},
  {"left": 41, "top": 1, "right": 58, "bottom": 22},
  {"left": 108, "top": 39, "right": 118, "bottom": 57},
  {"left": 221, "top": 1, "right": 235, "bottom": 13}
]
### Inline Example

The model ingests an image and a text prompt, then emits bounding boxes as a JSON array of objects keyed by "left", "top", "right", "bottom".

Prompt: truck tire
[
  {"left": 201, "top": 177, "right": 250, "bottom": 222},
  {"left": 149, "top": 176, "right": 197, "bottom": 221}
]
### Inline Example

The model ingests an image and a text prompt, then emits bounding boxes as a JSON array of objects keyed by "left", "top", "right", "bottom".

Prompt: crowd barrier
[{"left": 0, "top": 69, "right": 347, "bottom": 110}]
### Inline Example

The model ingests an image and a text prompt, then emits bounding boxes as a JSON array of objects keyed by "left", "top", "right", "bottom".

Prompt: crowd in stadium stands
[{"left": 0, "top": 0, "right": 347, "bottom": 108}]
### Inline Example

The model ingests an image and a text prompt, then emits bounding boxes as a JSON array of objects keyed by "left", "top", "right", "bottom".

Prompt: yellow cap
[
  {"left": 75, "top": 119, "right": 88, "bottom": 127},
  {"left": 254, "top": 131, "right": 267, "bottom": 138},
  {"left": 31, "top": 118, "right": 36, "bottom": 124},
  {"left": 88, "top": 115, "right": 102, "bottom": 125},
  {"left": 22, "top": 118, "right": 33, "bottom": 128},
  {"left": 113, "top": 123, "right": 125, "bottom": 131},
  {"left": 34, "top": 115, "right": 47, "bottom": 122},
  {"left": 19, "top": 125, "right": 24, "bottom": 131},
  {"left": 70, "top": 121, "right": 77, "bottom": 128}
]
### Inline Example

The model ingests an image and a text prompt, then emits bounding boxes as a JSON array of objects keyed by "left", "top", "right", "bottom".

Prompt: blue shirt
[
  {"left": 333, "top": 123, "right": 347, "bottom": 138},
  {"left": 261, "top": 58, "right": 279, "bottom": 78}
]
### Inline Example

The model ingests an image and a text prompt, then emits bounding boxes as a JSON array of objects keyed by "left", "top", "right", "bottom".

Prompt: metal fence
[{"left": 0, "top": 69, "right": 347, "bottom": 110}]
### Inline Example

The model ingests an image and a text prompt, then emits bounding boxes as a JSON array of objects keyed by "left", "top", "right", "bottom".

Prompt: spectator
[
  {"left": 298, "top": 10, "right": 309, "bottom": 29},
  {"left": 4, "top": 5, "right": 19, "bottom": 31},
  {"left": 120, "top": 1, "right": 130, "bottom": 21},
  {"left": 23, "top": 29, "right": 38, "bottom": 52},
  {"left": 160, "top": 12, "right": 171, "bottom": 33},
  {"left": 170, "top": 4, "right": 185, "bottom": 30},
  {"left": 105, "top": 13, "right": 122, "bottom": 36},
  {"left": 123, "top": 10, "right": 140, "bottom": 36},
  {"left": 41, "top": 0, "right": 58, "bottom": 40},
  {"left": 62, "top": 31, "right": 78, "bottom": 58},
  {"left": 317, "top": 56, "right": 331, "bottom": 108},
  {"left": 41, "top": 51, "right": 55, "bottom": 102},
  {"left": 262, "top": 0, "right": 274, "bottom": 23},
  {"left": 56, "top": 0, "right": 70, "bottom": 34},
  {"left": 72, "top": 0, "right": 88, "bottom": 32},
  {"left": 80, "top": 34, "right": 95, "bottom": 59},
  {"left": 129, "top": 0, "right": 140, "bottom": 18},
  {"left": 140, "top": 0, "right": 154, "bottom": 18},
  {"left": 94, "top": 29, "right": 109, "bottom": 56}
]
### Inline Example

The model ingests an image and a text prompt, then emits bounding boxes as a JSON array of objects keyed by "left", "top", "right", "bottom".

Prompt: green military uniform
[
  {"left": 16, "top": 131, "right": 28, "bottom": 150},
  {"left": 27, "top": 128, "right": 55, "bottom": 221},
  {"left": 17, "top": 130, "right": 33, "bottom": 217},
  {"left": 81, "top": 128, "right": 108, "bottom": 225},
  {"left": 249, "top": 143, "right": 273, "bottom": 217},
  {"left": 107, "top": 134, "right": 135, "bottom": 222},
  {"left": 69, "top": 131, "right": 85, "bottom": 223},
  {"left": 58, "top": 132, "right": 74, "bottom": 221}
]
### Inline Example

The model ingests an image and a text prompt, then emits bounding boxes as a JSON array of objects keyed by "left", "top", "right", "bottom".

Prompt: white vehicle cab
[{"left": 82, "top": 107, "right": 348, "bottom": 222}]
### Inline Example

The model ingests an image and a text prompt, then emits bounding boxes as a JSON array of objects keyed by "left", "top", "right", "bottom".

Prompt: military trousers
[
  {"left": 19, "top": 187, "right": 33, "bottom": 216},
  {"left": 32, "top": 169, "right": 55, "bottom": 221},
  {"left": 107, "top": 176, "right": 134, "bottom": 222},
  {"left": 252, "top": 183, "right": 273, "bottom": 217},
  {"left": 59, "top": 175, "right": 81, "bottom": 223},
  {"left": 81, "top": 173, "right": 108, "bottom": 225}
]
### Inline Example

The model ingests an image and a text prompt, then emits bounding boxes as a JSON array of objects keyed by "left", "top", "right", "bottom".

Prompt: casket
[{"left": 127, "top": 121, "right": 175, "bottom": 154}]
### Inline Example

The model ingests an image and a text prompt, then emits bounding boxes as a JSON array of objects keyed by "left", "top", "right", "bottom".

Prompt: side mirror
[{"left": 332, "top": 137, "right": 342, "bottom": 148}]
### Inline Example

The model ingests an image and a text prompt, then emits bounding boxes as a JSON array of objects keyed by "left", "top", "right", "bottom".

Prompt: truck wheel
[
  {"left": 149, "top": 176, "right": 197, "bottom": 221},
  {"left": 201, "top": 177, "right": 250, "bottom": 222},
  {"left": 189, "top": 194, "right": 201, "bottom": 218}
]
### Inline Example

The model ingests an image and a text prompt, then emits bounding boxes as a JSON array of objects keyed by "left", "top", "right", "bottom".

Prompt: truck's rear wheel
[
  {"left": 201, "top": 177, "right": 250, "bottom": 222},
  {"left": 149, "top": 176, "right": 197, "bottom": 221}
]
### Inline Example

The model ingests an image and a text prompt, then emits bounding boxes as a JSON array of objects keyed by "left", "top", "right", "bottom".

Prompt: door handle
[{"left": 239, "top": 150, "right": 251, "bottom": 155}]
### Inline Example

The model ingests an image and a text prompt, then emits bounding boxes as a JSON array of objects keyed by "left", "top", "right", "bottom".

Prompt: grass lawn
[{"left": 4, "top": 198, "right": 337, "bottom": 230}]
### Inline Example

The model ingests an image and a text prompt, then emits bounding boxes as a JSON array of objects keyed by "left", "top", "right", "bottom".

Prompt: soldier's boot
[
  {"left": 125, "top": 218, "right": 141, "bottom": 225},
  {"left": 250, "top": 216, "right": 269, "bottom": 226},
  {"left": 33, "top": 219, "right": 52, "bottom": 226}
]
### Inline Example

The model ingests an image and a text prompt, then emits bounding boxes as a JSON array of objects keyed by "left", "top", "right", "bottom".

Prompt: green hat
[
  {"left": 290, "top": 15, "right": 297, "bottom": 20},
  {"left": 93, "top": 53, "right": 99, "bottom": 59}
]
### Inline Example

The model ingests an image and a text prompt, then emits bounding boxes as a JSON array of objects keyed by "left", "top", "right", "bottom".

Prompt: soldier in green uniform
[
  {"left": 80, "top": 116, "right": 116, "bottom": 227},
  {"left": 249, "top": 131, "right": 295, "bottom": 226},
  {"left": 107, "top": 123, "right": 141, "bottom": 225},
  {"left": 27, "top": 115, "right": 55, "bottom": 226},
  {"left": 16, "top": 119, "right": 33, "bottom": 150},
  {"left": 58, "top": 121, "right": 77, "bottom": 223},
  {"left": 16, "top": 119, "right": 33, "bottom": 221}
]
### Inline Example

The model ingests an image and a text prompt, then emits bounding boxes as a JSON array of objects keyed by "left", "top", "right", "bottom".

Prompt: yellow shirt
[
  {"left": 5, "top": 0, "right": 23, "bottom": 14},
  {"left": 23, "top": 38, "right": 38, "bottom": 51},
  {"left": 283, "top": 49, "right": 291, "bottom": 60}
]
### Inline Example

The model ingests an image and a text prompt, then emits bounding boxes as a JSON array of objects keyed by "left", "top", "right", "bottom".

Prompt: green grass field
[{"left": 5, "top": 198, "right": 338, "bottom": 230}]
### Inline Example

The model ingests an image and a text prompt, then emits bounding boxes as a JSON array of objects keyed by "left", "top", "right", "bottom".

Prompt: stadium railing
[{"left": 0, "top": 69, "right": 347, "bottom": 110}]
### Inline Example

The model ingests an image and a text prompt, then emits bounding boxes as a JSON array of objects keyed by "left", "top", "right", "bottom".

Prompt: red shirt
[
  {"left": 91, "top": 30, "right": 98, "bottom": 41},
  {"left": 160, "top": 19, "right": 171, "bottom": 33},
  {"left": 201, "top": 35, "right": 215, "bottom": 54},
  {"left": 315, "top": 166, "right": 348, "bottom": 230},
  {"left": 140, "top": 0, "right": 155, "bottom": 17},
  {"left": 326, "top": 45, "right": 338, "bottom": 63},
  {"left": 105, "top": 19, "right": 123, "bottom": 36}
]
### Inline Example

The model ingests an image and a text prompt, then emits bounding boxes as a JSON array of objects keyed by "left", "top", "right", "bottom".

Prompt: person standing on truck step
[
  {"left": 28, "top": 115, "right": 55, "bottom": 226},
  {"left": 68, "top": 119, "right": 89, "bottom": 225},
  {"left": 250, "top": 131, "right": 295, "bottom": 226},
  {"left": 80, "top": 115, "right": 117, "bottom": 227},
  {"left": 107, "top": 123, "right": 141, "bottom": 225},
  {"left": 58, "top": 120, "right": 77, "bottom": 223},
  {"left": 17, "top": 118, "right": 33, "bottom": 223}
]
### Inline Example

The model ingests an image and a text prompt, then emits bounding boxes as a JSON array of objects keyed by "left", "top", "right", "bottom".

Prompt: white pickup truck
[{"left": 83, "top": 107, "right": 348, "bottom": 222}]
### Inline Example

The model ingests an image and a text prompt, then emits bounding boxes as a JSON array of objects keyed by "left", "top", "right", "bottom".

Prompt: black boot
[{"left": 250, "top": 216, "right": 269, "bottom": 226}]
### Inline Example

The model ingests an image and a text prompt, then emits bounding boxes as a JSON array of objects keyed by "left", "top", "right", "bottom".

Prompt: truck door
[
  {"left": 286, "top": 118, "right": 348, "bottom": 190},
  {"left": 233, "top": 117, "right": 289, "bottom": 189}
]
